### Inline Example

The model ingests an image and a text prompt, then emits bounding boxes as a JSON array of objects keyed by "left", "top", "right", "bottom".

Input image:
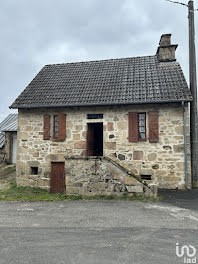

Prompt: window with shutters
[
  {"left": 138, "top": 113, "right": 146, "bottom": 141},
  {"left": 128, "top": 111, "right": 159, "bottom": 143},
  {"left": 53, "top": 115, "right": 59, "bottom": 138},
  {"left": 128, "top": 112, "right": 146, "bottom": 142},
  {"left": 43, "top": 114, "right": 66, "bottom": 142}
]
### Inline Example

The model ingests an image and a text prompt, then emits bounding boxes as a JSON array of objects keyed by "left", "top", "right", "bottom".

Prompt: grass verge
[{"left": 0, "top": 180, "right": 159, "bottom": 202}]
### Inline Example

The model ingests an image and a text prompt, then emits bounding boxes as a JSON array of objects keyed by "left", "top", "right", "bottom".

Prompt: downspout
[{"left": 182, "top": 101, "right": 190, "bottom": 189}]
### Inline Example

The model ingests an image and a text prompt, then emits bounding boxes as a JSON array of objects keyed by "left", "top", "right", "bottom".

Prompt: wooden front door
[{"left": 51, "top": 162, "right": 65, "bottom": 193}]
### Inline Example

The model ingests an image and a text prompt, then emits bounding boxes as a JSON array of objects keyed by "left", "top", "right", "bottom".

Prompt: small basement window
[
  {"left": 31, "top": 167, "right": 38, "bottom": 175},
  {"left": 87, "top": 114, "right": 103, "bottom": 119},
  {"left": 141, "top": 175, "right": 152, "bottom": 180}
]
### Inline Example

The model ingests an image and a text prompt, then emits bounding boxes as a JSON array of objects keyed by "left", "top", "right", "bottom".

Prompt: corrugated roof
[
  {"left": 0, "top": 131, "right": 5, "bottom": 149},
  {"left": 0, "top": 114, "right": 18, "bottom": 148},
  {"left": 10, "top": 55, "right": 192, "bottom": 109}
]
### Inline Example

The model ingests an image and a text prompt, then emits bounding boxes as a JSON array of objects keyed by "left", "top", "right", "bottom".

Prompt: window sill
[{"left": 52, "top": 138, "right": 66, "bottom": 142}]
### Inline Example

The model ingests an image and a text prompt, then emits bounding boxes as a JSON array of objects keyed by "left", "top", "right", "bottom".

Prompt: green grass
[
  {"left": 0, "top": 179, "right": 159, "bottom": 202},
  {"left": 85, "top": 194, "right": 159, "bottom": 202},
  {"left": 0, "top": 180, "right": 68, "bottom": 201}
]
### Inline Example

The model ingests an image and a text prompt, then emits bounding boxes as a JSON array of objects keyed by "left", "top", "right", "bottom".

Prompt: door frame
[
  {"left": 11, "top": 133, "right": 17, "bottom": 164},
  {"left": 86, "top": 122, "right": 103, "bottom": 156}
]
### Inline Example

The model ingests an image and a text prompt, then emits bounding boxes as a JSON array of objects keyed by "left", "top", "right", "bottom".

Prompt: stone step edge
[{"left": 103, "top": 156, "right": 150, "bottom": 188}]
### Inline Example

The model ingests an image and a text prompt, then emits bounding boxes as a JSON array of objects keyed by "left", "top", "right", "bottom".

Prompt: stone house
[
  {"left": 10, "top": 34, "right": 192, "bottom": 196},
  {"left": 0, "top": 114, "right": 18, "bottom": 164}
]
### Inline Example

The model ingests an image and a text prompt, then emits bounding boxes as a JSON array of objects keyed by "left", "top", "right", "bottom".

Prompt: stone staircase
[
  {"left": 103, "top": 156, "right": 157, "bottom": 197},
  {"left": 65, "top": 156, "right": 157, "bottom": 197}
]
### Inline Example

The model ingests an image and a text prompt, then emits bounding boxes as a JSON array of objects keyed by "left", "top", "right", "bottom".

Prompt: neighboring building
[
  {"left": 10, "top": 34, "right": 192, "bottom": 196},
  {"left": 0, "top": 114, "right": 18, "bottom": 164}
]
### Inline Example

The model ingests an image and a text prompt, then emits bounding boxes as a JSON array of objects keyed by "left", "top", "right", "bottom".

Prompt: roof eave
[{"left": 10, "top": 98, "right": 193, "bottom": 109}]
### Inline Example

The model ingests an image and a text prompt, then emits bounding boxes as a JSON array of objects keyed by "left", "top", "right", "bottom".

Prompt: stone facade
[{"left": 16, "top": 103, "right": 191, "bottom": 193}]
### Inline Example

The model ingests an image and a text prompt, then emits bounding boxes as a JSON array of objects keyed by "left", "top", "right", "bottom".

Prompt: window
[
  {"left": 53, "top": 115, "right": 59, "bottom": 138},
  {"left": 128, "top": 111, "right": 159, "bottom": 143},
  {"left": 43, "top": 114, "right": 66, "bottom": 141},
  {"left": 138, "top": 113, "right": 146, "bottom": 141},
  {"left": 31, "top": 167, "right": 38, "bottom": 175},
  {"left": 87, "top": 114, "right": 103, "bottom": 119},
  {"left": 141, "top": 175, "right": 152, "bottom": 180}
]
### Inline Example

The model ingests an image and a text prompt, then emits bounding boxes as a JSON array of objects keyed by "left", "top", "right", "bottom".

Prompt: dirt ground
[{"left": 0, "top": 163, "right": 16, "bottom": 190}]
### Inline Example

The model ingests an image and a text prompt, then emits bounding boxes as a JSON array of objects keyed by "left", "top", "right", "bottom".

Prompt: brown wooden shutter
[
  {"left": 43, "top": 115, "right": 51, "bottom": 140},
  {"left": 58, "top": 114, "right": 66, "bottom": 141},
  {"left": 128, "top": 112, "right": 138, "bottom": 142},
  {"left": 149, "top": 111, "right": 159, "bottom": 143}
]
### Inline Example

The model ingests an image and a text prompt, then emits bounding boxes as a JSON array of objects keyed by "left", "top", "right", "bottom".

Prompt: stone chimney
[{"left": 156, "top": 34, "right": 178, "bottom": 62}]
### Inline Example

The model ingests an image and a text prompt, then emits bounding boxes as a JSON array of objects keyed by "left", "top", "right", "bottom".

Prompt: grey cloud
[{"left": 0, "top": 0, "right": 197, "bottom": 121}]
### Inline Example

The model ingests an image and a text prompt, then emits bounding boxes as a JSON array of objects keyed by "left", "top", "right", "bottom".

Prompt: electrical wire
[{"left": 165, "top": 0, "right": 188, "bottom": 7}]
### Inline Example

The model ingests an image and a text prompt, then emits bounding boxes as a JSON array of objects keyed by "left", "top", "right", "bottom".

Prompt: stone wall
[
  {"left": 4, "top": 132, "right": 12, "bottom": 164},
  {"left": 64, "top": 156, "right": 155, "bottom": 197},
  {"left": 16, "top": 103, "right": 191, "bottom": 191}
]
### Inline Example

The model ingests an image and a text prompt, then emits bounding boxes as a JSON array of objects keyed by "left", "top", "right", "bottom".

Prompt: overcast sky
[{"left": 0, "top": 0, "right": 197, "bottom": 122}]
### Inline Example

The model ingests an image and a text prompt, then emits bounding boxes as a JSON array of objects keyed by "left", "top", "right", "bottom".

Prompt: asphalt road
[
  {"left": 0, "top": 200, "right": 198, "bottom": 264},
  {"left": 159, "top": 189, "right": 198, "bottom": 211}
]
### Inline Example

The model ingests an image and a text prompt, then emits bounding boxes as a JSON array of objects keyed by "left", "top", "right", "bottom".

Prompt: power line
[
  {"left": 165, "top": 0, "right": 198, "bottom": 11},
  {"left": 165, "top": 0, "right": 188, "bottom": 7}
]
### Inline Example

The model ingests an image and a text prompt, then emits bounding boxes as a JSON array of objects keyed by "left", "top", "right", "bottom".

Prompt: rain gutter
[{"left": 182, "top": 101, "right": 190, "bottom": 189}]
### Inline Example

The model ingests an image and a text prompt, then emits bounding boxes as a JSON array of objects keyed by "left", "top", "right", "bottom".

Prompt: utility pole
[
  {"left": 166, "top": 0, "right": 198, "bottom": 188},
  {"left": 165, "top": 0, "right": 198, "bottom": 188},
  {"left": 188, "top": 0, "right": 198, "bottom": 188}
]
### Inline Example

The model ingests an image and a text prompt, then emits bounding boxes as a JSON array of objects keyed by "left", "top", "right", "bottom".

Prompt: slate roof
[
  {"left": 10, "top": 55, "right": 192, "bottom": 109},
  {"left": 0, "top": 114, "right": 18, "bottom": 148}
]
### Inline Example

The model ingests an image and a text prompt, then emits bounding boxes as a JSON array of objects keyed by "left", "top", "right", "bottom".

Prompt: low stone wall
[{"left": 65, "top": 156, "right": 156, "bottom": 197}]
